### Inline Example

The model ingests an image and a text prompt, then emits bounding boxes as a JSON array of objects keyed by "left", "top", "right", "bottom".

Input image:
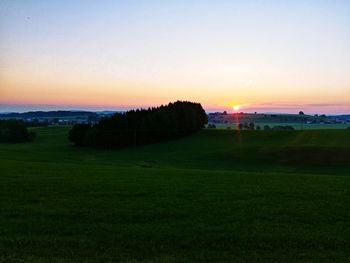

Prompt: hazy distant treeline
[
  {"left": 0, "top": 111, "right": 97, "bottom": 119},
  {"left": 0, "top": 120, "right": 36, "bottom": 143},
  {"left": 69, "top": 101, "right": 208, "bottom": 148}
]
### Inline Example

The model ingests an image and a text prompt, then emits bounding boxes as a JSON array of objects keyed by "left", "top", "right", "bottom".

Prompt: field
[
  {"left": 208, "top": 112, "right": 350, "bottom": 130},
  {"left": 212, "top": 122, "right": 349, "bottom": 130},
  {"left": 1, "top": 127, "right": 350, "bottom": 262}
]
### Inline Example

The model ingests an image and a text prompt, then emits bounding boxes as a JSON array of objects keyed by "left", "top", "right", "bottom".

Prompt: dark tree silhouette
[
  {"left": 68, "top": 124, "right": 91, "bottom": 146},
  {"left": 69, "top": 101, "right": 208, "bottom": 148},
  {"left": 249, "top": 122, "right": 255, "bottom": 130},
  {"left": 0, "top": 120, "right": 36, "bottom": 143},
  {"left": 272, "top": 125, "right": 295, "bottom": 131}
]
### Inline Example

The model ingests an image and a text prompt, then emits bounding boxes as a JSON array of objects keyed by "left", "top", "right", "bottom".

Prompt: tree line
[
  {"left": 238, "top": 123, "right": 294, "bottom": 130},
  {"left": 0, "top": 120, "right": 36, "bottom": 143},
  {"left": 69, "top": 101, "right": 208, "bottom": 148}
]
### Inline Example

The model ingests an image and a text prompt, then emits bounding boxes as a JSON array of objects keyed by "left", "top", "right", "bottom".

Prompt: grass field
[
  {"left": 1, "top": 127, "right": 350, "bottom": 262},
  {"left": 212, "top": 122, "right": 350, "bottom": 130}
]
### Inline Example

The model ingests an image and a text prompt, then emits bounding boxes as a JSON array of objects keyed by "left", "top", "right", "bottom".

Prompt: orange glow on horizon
[{"left": 1, "top": 1, "right": 350, "bottom": 114}]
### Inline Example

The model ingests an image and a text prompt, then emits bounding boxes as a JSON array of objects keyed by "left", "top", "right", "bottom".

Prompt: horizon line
[{"left": 1, "top": 101, "right": 349, "bottom": 115}]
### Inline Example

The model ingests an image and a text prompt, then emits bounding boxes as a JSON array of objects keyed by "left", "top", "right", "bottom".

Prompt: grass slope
[{"left": 0, "top": 127, "right": 349, "bottom": 262}]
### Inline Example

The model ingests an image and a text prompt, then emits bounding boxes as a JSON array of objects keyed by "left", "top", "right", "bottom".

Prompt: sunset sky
[{"left": 1, "top": 0, "right": 349, "bottom": 114}]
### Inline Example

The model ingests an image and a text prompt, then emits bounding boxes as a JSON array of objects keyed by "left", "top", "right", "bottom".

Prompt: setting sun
[{"left": 233, "top": 105, "right": 241, "bottom": 111}]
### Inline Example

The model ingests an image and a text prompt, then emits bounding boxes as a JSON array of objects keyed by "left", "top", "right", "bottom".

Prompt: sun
[{"left": 233, "top": 105, "right": 241, "bottom": 111}]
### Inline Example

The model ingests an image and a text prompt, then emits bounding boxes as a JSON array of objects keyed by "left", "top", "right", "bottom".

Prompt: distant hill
[
  {"left": 95, "top": 111, "right": 121, "bottom": 115},
  {"left": 0, "top": 111, "right": 98, "bottom": 119},
  {"left": 329, "top": 115, "right": 350, "bottom": 121}
]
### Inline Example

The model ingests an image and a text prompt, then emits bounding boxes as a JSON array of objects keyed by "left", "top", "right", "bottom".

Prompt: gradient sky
[{"left": 1, "top": 0, "right": 349, "bottom": 114}]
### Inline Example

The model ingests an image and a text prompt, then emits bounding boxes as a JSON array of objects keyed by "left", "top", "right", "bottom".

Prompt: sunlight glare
[{"left": 233, "top": 105, "right": 241, "bottom": 111}]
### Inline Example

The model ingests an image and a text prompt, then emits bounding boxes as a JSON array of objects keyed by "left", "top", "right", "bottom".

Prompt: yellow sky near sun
[
  {"left": 1, "top": 0, "right": 350, "bottom": 113},
  {"left": 1, "top": 64, "right": 349, "bottom": 110}
]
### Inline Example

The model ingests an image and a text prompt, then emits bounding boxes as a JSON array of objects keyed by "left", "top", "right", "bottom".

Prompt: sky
[{"left": 0, "top": 0, "right": 349, "bottom": 114}]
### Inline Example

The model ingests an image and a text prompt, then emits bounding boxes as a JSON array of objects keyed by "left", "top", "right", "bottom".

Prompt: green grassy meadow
[
  {"left": 1, "top": 127, "right": 350, "bottom": 262},
  {"left": 213, "top": 122, "right": 349, "bottom": 130}
]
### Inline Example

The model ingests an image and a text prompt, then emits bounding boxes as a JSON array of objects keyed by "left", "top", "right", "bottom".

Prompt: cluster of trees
[
  {"left": 238, "top": 122, "right": 257, "bottom": 130},
  {"left": 264, "top": 125, "right": 295, "bottom": 131},
  {"left": 236, "top": 122, "right": 295, "bottom": 131},
  {"left": 69, "top": 101, "right": 208, "bottom": 148},
  {"left": 0, "top": 120, "right": 36, "bottom": 143}
]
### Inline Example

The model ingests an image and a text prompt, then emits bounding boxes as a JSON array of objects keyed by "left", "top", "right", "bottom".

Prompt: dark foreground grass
[{"left": 0, "top": 127, "right": 349, "bottom": 262}]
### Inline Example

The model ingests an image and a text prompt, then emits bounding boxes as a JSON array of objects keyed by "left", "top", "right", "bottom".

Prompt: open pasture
[{"left": 0, "top": 127, "right": 349, "bottom": 262}]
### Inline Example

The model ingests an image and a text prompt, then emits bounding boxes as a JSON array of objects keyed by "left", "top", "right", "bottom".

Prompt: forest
[
  {"left": 0, "top": 119, "right": 35, "bottom": 142},
  {"left": 69, "top": 101, "right": 208, "bottom": 148}
]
